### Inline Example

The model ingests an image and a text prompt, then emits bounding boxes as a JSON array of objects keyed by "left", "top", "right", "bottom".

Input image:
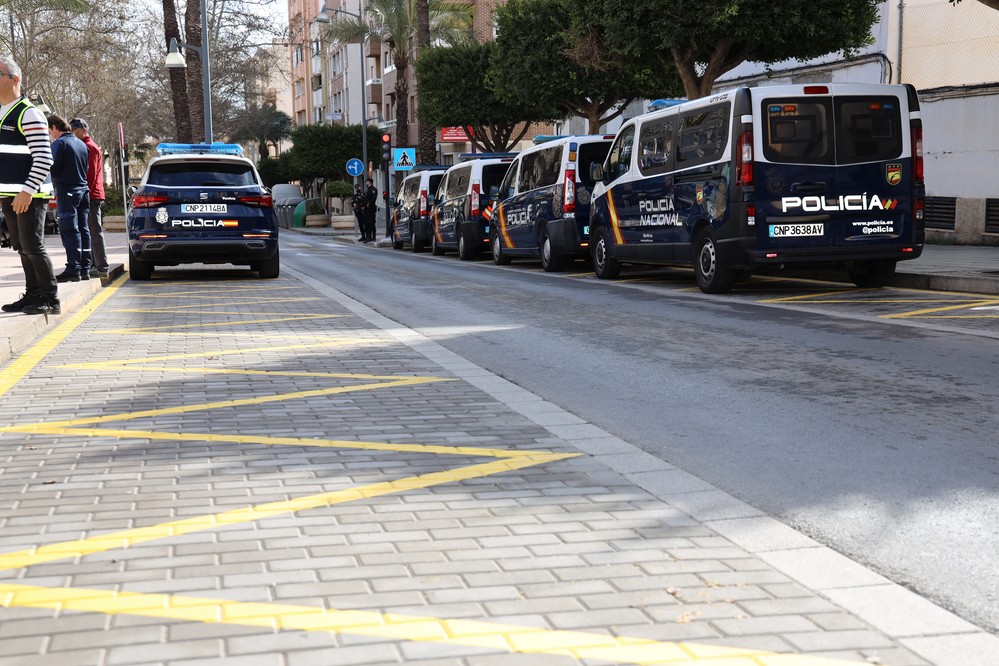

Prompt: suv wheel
[
  {"left": 129, "top": 247, "right": 154, "bottom": 280},
  {"left": 255, "top": 246, "right": 280, "bottom": 279}
]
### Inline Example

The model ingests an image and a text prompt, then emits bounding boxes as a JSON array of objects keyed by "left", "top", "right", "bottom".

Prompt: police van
[
  {"left": 491, "top": 135, "right": 614, "bottom": 271},
  {"left": 430, "top": 154, "right": 515, "bottom": 260},
  {"left": 589, "top": 83, "right": 925, "bottom": 293},
  {"left": 391, "top": 165, "right": 447, "bottom": 252}
]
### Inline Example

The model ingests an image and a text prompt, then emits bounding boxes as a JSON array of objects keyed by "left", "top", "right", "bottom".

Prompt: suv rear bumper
[{"left": 131, "top": 239, "right": 278, "bottom": 264}]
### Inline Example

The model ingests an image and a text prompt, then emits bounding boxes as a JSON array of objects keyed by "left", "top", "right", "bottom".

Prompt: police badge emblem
[
  {"left": 155, "top": 207, "right": 169, "bottom": 225},
  {"left": 886, "top": 163, "right": 902, "bottom": 186}
]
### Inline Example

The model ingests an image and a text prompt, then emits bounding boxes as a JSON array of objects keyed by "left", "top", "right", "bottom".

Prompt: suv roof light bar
[{"left": 157, "top": 142, "right": 244, "bottom": 156}]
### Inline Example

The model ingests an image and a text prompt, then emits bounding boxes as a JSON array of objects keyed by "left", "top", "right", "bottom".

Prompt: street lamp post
[
  {"left": 165, "top": 0, "right": 213, "bottom": 143},
  {"left": 316, "top": 3, "right": 368, "bottom": 181}
]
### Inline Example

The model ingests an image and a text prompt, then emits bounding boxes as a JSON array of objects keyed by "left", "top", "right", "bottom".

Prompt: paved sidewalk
[{"left": 0, "top": 239, "right": 996, "bottom": 664}]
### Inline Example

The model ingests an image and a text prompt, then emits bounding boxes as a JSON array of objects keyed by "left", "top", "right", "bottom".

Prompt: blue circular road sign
[{"left": 346, "top": 158, "right": 364, "bottom": 177}]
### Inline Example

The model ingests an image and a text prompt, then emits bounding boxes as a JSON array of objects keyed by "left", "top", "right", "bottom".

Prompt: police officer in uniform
[
  {"left": 351, "top": 183, "right": 366, "bottom": 241},
  {"left": 0, "top": 56, "right": 58, "bottom": 315},
  {"left": 363, "top": 178, "right": 378, "bottom": 242}
]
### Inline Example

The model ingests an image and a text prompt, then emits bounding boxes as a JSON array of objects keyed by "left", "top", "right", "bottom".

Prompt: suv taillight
[
  {"left": 911, "top": 125, "right": 923, "bottom": 184},
  {"left": 563, "top": 169, "right": 576, "bottom": 214},
  {"left": 132, "top": 194, "right": 169, "bottom": 208},
  {"left": 238, "top": 194, "right": 273, "bottom": 207},
  {"left": 419, "top": 189, "right": 428, "bottom": 216},
  {"left": 736, "top": 130, "right": 753, "bottom": 187},
  {"left": 471, "top": 182, "right": 481, "bottom": 217}
]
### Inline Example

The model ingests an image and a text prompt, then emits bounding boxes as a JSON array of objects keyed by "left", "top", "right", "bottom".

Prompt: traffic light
[{"left": 381, "top": 133, "right": 391, "bottom": 162}]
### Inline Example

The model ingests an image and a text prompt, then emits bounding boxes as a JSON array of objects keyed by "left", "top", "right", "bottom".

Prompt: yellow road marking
[
  {"left": 761, "top": 288, "right": 875, "bottom": 303},
  {"left": 0, "top": 583, "right": 854, "bottom": 665},
  {"left": 0, "top": 376, "right": 452, "bottom": 431},
  {"left": 98, "top": 313, "right": 342, "bottom": 333},
  {"left": 56, "top": 341, "right": 376, "bottom": 367},
  {"left": 0, "top": 453, "right": 573, "bottom": 572},
  {"left": 882, "top": 298, "right": 999, "bottom": 319},
  {"left": 0, "top": 277, "right": 125, "bottom": 401}
]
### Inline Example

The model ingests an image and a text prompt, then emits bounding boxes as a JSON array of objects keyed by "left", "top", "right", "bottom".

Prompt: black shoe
[
  {"left": 80, "top": 271, "right": 91, "bottom": 280},
  {"left": 56, "top": 271, "right": 81, "bottom": 283},
  {"left": 2, "top": 293, "right": 37, "bottom": 312},
  {"left": 22, "top": 298, "right": 61, "bottom": 315},
  {"left": 90, "top": 268, "right": 110, "bottom": 278}
]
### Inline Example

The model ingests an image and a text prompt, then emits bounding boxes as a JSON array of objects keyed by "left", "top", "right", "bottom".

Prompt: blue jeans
[{"left": 56, "top": 187, "right": 91, "bottom": 274}]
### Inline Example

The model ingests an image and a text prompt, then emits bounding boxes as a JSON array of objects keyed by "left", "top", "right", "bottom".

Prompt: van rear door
[{"left": 756, "top": 85, "right": 914, "bottom": 253}]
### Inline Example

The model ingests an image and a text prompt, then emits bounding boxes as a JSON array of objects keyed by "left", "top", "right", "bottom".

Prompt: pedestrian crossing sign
[{"left": 393, "top": 148, "right": 416, "bottom": 171}]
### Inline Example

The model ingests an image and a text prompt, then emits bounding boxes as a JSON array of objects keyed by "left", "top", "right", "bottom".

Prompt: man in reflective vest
[{"left": 0, "top": 56, "right": 58, "bottom": 315}]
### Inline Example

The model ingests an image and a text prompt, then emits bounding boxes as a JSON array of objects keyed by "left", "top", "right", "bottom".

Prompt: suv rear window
[
  {"left": 762, "top": 96, "right": 903, "bottom": 166},
  {"left": 148, "top": 161, "right": 257, "bottom": 187}
]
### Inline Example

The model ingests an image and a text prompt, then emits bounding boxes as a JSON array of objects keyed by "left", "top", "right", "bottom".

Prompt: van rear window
[
  {"left": 762, "top": 96, "right": 903, "bottom": 166},
  {"left": 835, "top": 96, "right": 903, "bottom": 164},
  {"left": 578, "top": 142, "right": 612, "bottom": 186}
]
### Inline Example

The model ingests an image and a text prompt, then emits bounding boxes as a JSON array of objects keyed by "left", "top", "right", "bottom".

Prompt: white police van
[{"left": 589, "top": 83, "right": 925, "bottom": 293}]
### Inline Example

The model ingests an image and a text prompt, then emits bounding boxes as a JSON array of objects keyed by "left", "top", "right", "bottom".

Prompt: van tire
[
  {"left": 850, "top": 261, "right": 896, "bottom": 288},
  {"left": 694, "top": 229, "right": 736, "bottom": 294},
  {"left": 129, "top": 248, "right": 153, "bottom": 281},
  {"left": 492, "top": 232, "right": 511, "bottom": 265},
  {"left": 458, "top": 230, "right": 476, "bottom": 260},
  {"left": 410, "top": 230, "right": 423, "bottom": 253},
  {"left": 592, "top": 227, "right": 620, "bottom": 279},
  {"left": 431, "top": 232, "right": 445, "bottom": 256},
  {"left": 539, "top": 228, "right": 564, "bottom": 272},
  {"left": 393, "top": 235, "right": 404, "bottom": 250}
]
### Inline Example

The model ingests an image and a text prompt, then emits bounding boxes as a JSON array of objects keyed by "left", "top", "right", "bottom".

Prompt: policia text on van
[{"left": 588, "top": 83, "right": 924, "bottom": 294}]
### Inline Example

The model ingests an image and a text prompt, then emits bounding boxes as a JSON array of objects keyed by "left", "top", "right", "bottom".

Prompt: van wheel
[
  {"left": 255, "top": 247, "right": 280, "bottom": 279},
  {"left": 129, "top": 248, "right": 153, "bottom": 280},
  {"left": 850, "top": 261, "right": 896, "bottom": 288},
  {"left": 393, "top": 234, "right": 404, "bottom": 250},
  {"left": 592, "top": 227, "right": 620, "bottom": 279},
  {"left": 458, "top": 230, "right": 476, "bottom": 260},
  {"left": 492, "top": 232, "right": 511, "bottom": 265},
  {"left": 410, "top": 230, "right": 423, "bottom": 253},
  {"left": 539, "top": 228, "right": 564, "bottom": 272},
  {"left": 694, "top": 229, "right": 736, "bottom": 294},
  {"left": 431, "top": 232, "right": 445, "bottom": 256}
]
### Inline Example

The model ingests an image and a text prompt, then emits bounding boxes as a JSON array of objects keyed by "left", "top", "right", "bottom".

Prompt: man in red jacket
[{"left": 70, "top": 117, "right": 108, "bottom": 278}]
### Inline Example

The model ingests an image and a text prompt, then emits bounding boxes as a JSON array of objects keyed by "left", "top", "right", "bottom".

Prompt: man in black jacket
[
  {"left": 363, "top": 178, "right": 378, "bottom": 242},
  {"left": 47, "top": 114, "right": 91, "bottom": 282}
]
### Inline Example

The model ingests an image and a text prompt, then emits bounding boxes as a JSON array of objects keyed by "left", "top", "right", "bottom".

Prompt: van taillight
[
  {"left": 471, "top": 182, "right": 481, "bottom": 217},
  {"left": 746, "top": 203, "right": 756, "bottom": 227},
  {"left": 419, "top": 190, "right": 428, "bottom": 216},
  {"left": 736, "top": 131, "right": 753, "bottom": 187},
  {"left": 132, "top": 194, "right": 169, "bottom": 208},
  {"left": 911, "top": 126, "right": 924, "bottom": 183},
  {"left": 914, "top": 196, "right": 924, "bottom": 222},
  {"left": 563, "top": 169, "right": 576, "bottom": 214}
]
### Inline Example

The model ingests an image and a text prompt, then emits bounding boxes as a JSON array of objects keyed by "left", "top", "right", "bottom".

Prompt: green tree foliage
[
  {"left": 417, "top": 42, "right": 560, "bottom": 153},
  {"left": 323, "top": 0, "right": 472, "bottom": 148},
  {"left": 257, "top": 156, "right": 290, "bottom": 188},
  {"left": 492, "top": 0, "right": 673, "bottom": 133},
  {"left": 286, "top": 124, "right": 385, "bottom": 188},
  {"left": 595, "top": 0, "right": 881, "bottom": 99},
  {"left": 229, "top": 104, "right": 293, "bottom": 160}
]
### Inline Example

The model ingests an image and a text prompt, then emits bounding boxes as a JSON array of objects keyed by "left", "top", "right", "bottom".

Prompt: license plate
[
  {"left": 182, "top": 203, "right": 228, "bottom": 214},
  {"left": 769, "top": 223, "right": 824, "bottom": 237}
]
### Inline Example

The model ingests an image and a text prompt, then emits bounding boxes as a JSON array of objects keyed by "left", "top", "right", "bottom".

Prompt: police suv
[
  {"left": 430, "top": 154, "right": 515, "bottom": 260},
  {"left": 127, "top": 143, "right": 280, "bottom": 280},
  {"left": 491, "top": 135, "right": 614, "bottom": 271},
  {"left": 589, "top": 83, "right": 924, "bottom": 293}
]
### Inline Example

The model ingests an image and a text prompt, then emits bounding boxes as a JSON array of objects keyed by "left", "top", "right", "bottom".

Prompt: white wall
[{"left": 921, "top": 90, "right": 999, "bottom": 198}]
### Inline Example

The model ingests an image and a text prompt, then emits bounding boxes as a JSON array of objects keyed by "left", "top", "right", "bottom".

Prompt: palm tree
[
  {"left": 323, "top": 0, "right": 472, "bottom": 149},
  {"left": 230, "top": 104, "right": 293, "bottom": 160}
]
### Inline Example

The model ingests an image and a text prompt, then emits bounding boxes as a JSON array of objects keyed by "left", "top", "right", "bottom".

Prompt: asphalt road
[{"left": 281, "top": 234, "right": 999, "bottom": 634}]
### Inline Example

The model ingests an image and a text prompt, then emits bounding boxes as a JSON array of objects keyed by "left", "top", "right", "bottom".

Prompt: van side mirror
[
  {"left": 127, "top": 185, "right": 138, "bottom": 196},
  {"left": 590, "top": 162, "right": 605, "bottom": 182},
  {"left": 489, "top": 185, "right": 500, "bottom": 199}
]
